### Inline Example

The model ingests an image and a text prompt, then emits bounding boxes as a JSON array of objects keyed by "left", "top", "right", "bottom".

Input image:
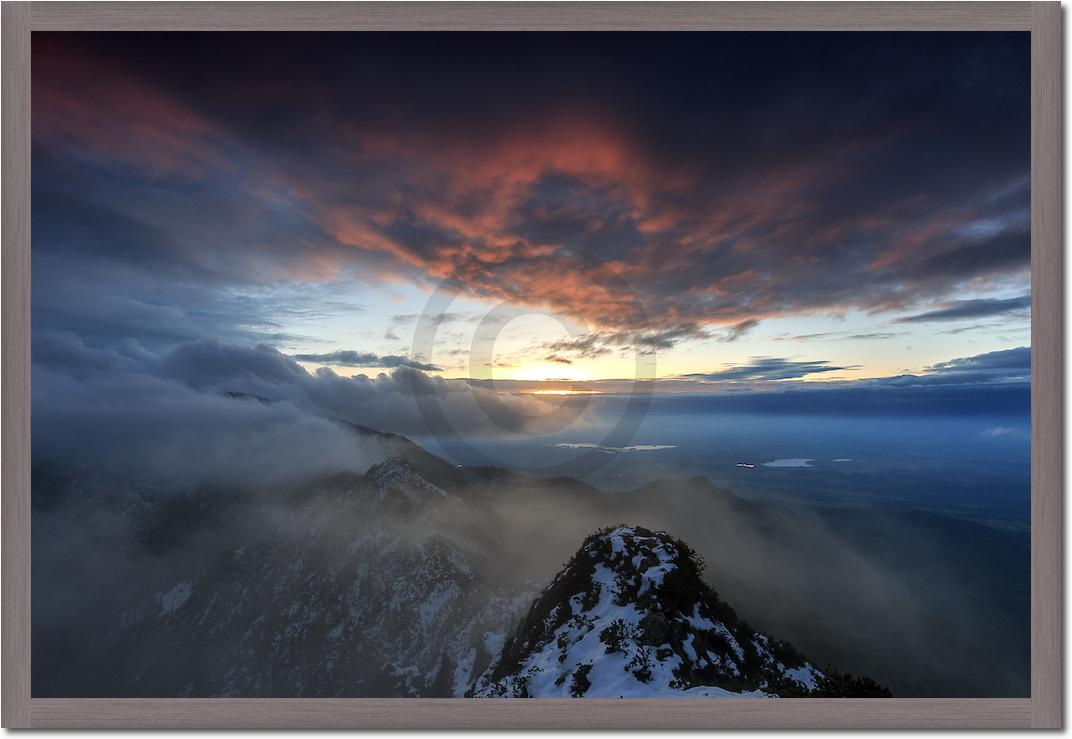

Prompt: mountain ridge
[
  {"left": 32, "top": 409, "right": 1026, "bottom": 697},
  {"left": 471, "top": 525, "right": 890, "bottom": 698}
]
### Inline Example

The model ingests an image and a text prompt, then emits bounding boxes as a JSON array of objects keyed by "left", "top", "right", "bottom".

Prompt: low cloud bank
[
  {"left": 292, "top": 350, "right": 442, "bottom": 372},
  {"left": 32, "top": 333, "right": 565, "bottom": 490}
]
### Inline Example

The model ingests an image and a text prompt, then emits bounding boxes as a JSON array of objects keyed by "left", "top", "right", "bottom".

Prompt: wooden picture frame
[{"left": 1, "top": 1, "right": 1062, "bottom": 728}]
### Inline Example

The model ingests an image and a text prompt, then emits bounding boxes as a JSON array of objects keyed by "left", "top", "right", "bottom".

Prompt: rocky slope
[
  {"left": 64, "top": 457, "right": 533, "bottom": 697},
  {"left": 472, "top": 526, "right": 890, "bottom": 698}
]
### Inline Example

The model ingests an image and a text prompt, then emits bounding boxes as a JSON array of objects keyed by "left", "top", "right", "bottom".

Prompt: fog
[
  {"left": 473, "top": 481, "right": 1027, "bottom": 697},
  {"left": 32, "top": 334, "right": 573, "bottom": 491},
  {"left": 34, "top": 449, "right": 1028, "bottom": 698},
  {"left": 31, "top": 337, "right": 1028, "bottom": 698}
]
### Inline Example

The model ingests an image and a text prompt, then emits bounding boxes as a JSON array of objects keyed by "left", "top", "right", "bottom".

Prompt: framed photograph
[{"left": 2, "top": 1, "right": 1062, "bottom": 729}]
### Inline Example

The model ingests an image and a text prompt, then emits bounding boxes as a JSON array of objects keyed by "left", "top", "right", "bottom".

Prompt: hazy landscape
[{"left": 32, "top": 32, "right": 1029, "bottom": 698}]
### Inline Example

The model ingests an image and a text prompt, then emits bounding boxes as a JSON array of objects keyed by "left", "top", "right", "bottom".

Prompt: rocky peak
[{"left": 471, "top": 525, "right": 890, "bottom": 698}]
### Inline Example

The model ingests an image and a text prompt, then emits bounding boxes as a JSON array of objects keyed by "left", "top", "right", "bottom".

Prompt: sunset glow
[{"left": 30, "top": 33, "right": 1029, "bottom": 392}]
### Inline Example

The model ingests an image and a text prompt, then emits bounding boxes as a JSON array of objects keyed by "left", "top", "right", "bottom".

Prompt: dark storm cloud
[
  {"left": 292, "top": 350, "right": 442, "bottom": 372},
  {"left": 894, "top": 294, "right": 1031, "bottom": 323},
  {"left": 32, "top": 32, "right": 1030, "bottom": 345}
]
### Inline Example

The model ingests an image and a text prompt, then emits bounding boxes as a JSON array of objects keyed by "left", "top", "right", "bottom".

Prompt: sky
[{"left": 32, "top": 32, "right": 1030, "bottom": 398}]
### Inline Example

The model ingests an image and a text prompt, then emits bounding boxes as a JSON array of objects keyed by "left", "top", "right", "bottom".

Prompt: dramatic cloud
[
  {"left": 894, "top": 295, "right": 1031, "bottom": 323},
  {"left": 27, "top": 34, "right": 1032, "bottom": 705},
  {"left": 32, "top": 33, "right": 1030, "bottom": 346},
  {"left": 292, "top": 350, "right": 442, "bottom": 372}
]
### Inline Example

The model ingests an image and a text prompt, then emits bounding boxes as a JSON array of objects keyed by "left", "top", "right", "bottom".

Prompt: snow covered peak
[{"left": 471, "top": 526, "right": 889, "bottom": 698}]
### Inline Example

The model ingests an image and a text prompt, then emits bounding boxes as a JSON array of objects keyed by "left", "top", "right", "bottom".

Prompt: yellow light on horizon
[
  {"left": 528, "top": 388, "right": 601, "bottom": 396},
  {"left": 509, "top": 363, "right": 596, "bottom": 383}
]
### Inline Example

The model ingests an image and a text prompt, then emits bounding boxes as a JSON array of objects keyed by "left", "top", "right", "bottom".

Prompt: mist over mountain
[{"left": 33, "top": 404, "right": 1027, "bottom": 698}]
